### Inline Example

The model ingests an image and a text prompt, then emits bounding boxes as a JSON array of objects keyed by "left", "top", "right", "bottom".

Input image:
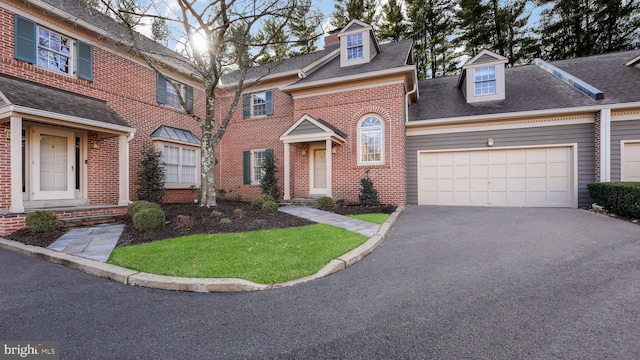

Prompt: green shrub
[
  {"left": 233, "top": 209, "right": 245, "bottom": 218},
  {"left": 128, "top": 200, "right": 161, "bottom": 217},
  {"left": 211, "top": 210, "right": 224, "bottom": 217},
  {"left": 260, "top": 151, "right": 281, "bottom": 200},
  {"left": 587, "top": 182, "right": 640, "bottom": 218},
  {"left": 137, "top": 145, "right": 165, "bottom": 203},
  {"left": 317, "top": 196, "right": 335, "bottom": 210},
  {"left": 261, "top": 200, "right": 279, "bottom": 214},
  {"left": 251, "top": 198, "right": 265, "bottom": 210},
  {"left": 25, "top": 211, "right": 58, "bottom": 233},
  {"left": 219, "top": 217, "right": 232, "bottom": 224},
  {"left": 132, "top": 208, "right": 165, "bottom": 231},
  {"left": 359, "top": 169, "right": 380, "bottom": 206}
]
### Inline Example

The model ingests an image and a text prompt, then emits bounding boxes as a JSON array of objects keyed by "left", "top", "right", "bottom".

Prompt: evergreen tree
[
  {"left": 137, "top": 145, "right": 165, "bottom": 204},
  {"left": 331, "top": 0, "right": 379, "bottom": 29},
  {"left": 260, "top": 152, "right": 280, "bottom": 200},
  {"left": 359, "top": 170, "right": 379, "bottom": 206},
  {"left": 378, "top": 0, "right": 409, "bottom": 42},
  {"left": 536, "top": 0, "right": 639, "bottom": 59},
  {"left": 455, "top": 0, "right": 492, "bottom": 58},
  {"left": 256, "top": 18, "right": 290, "bottom": 64},
  {"left": 407, "top": 0, "right": 458, "bottom": 78},
  {"left": 289, "top": 0, "right": 323, "bottom": 56}
]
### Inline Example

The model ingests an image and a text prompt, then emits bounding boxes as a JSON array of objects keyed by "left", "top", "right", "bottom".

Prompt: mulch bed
[{"left": 5, "top": 200, "right": 396, "bottom": 249}]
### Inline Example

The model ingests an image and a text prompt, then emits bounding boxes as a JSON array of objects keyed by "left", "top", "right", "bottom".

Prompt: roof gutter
[
  {"left": 405, "top": 83, "right": 418, "bottom": 124},
  {"left": 406, "top": 101, "right": 640, "bottom": 127}
]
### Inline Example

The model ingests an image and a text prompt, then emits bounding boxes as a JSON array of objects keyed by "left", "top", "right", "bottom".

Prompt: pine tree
[
  {"left": 256, "top": 18, "right": 290, "bottom": 64},
  {"left": 455, "top": 0, "right": 492, "bottom": 58},
  {"left": 407, "top": 0, "right": 458, "bottom": 78},
  {"left": 331, "top": 0, "right": 379, "bottom": 29},
  {"left": 378, "top": 0, "right": 409, "bottom": 42},
  {"left": 289, "top": 0, "right": 323, "bottom": 56}
]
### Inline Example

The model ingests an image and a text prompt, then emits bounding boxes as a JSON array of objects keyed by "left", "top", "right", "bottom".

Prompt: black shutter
[
  {"left": 14, "top": 16, "right": 36, "bottom": 64},
  {"left": 242, "top": 94, "right": 251, "bottom": 118},
  {"left": 156, "top": 73, "right": 167, "bottom": 104},
  {"left": 185, "top": 85, "right": 194, "bottom": 111},
  {"left": 243, "top": 151, "right": 251, "bottom": 184},
  {"left": 265, "top": 90, "right": 273, "bottom": 115}
]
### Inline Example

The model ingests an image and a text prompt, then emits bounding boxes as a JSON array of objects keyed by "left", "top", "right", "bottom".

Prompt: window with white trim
[
  {"left": 159, "top": 144, "right": 199, "bottom": 188},
  {"left": 358, "top": 116, "right": 384, "bottom": 165},
  {"left": 251, "top": 149, "right": 266, "bottom": 184},
  {"left": 156, "top": 74, "right": 194, "bottom": 111},
  {"left": 346, "top": 33, "right": 363, "bottom": 60},
  {"left": 242, "top": 90, "right": 273, "bottom": 118},
  {"left": 474, "top": 66, "right": 497, "bottom": 96},
  {"left": 37, "top": 27, "right": 72, "bottom": 74}
]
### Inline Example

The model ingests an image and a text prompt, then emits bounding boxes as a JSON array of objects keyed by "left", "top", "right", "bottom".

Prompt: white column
[
  {"left": 283, "top": 143, "right": 290, "bottom": 200},
  {"left": 600, "top": 108, "right": 611, "bottom": 182},
  {"left": 118, "top": 134, "right": 131, "bottom": 206},
  {"left": 9, "top": 116, "right": 24, "bottom": 213},
  {"left": 325, "top": 139, "right": 332, "bottom": 197}
]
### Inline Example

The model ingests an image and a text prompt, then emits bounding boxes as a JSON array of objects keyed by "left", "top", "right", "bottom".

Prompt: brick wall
[
  {"left": 0, "top": 3, "right": 206, "bottom": 209},
  {"left": 215, "top": 82, "right": 407, "bottom": 206}
]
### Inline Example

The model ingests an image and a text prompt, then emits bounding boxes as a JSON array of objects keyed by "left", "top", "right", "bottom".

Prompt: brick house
[
  {"left": 1, "top": 1, "right": 638, "bottom": 235},
  {"left": 216, "top": 19, "right": 418, "bottom": 206},
  {"left": 0, "top": 0, "right": 205, "bottom": 234}
]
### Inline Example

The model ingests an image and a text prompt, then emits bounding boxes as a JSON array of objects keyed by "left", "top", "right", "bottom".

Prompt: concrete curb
[{"left": 0, "top": 206, "right": 404, "bottom": 293}]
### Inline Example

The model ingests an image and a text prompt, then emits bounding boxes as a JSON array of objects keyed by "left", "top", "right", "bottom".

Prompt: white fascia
[
  {"left": 10, "top": 105, "right": 135, "bottom": 135},
  {"left": 406, "top": 102, "right": 640, "bottom": 128},
  {"left": 281, "top": 65, "right": 417, "bottom": 93}
]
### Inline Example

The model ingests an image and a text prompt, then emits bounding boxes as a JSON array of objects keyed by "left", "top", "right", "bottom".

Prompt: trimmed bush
[
  {"left": 137, "top": 145, "right": 165, "bottom": 203},
  {"left": 128, "top": 200, "right": 161, "bottom": 217},
  {"left": 220, "top": 217, "right": 232, "bottom": 224},
  {"left": 261, "top": 195, "right": 275, "bottom": 203},
  {"left": 260, "top": 151, "right": 281, "bottom": 200},
  {"left": 317, "top": 196, "right": 335, "bottom": 210},
  {"left": 588, "top": 182, "right": 640, "bottom": 218},
  {"left": 261, "top": 200, "right": 279, "bottom": 214},
  {"left": 132, "top": 207, "right": 165, "bottom": 231},
  {"left": 25, "top": 211, "right": 58, "bottom": 233},
  {"left": 251, "top": 198, "right": 265, "bottom": 210}
]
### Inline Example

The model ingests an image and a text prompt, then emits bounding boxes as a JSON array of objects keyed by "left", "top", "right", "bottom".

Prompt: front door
[
  {"left": 310, "top": 146, "right": 327, "bottom": 195},
  {"left": 32, "top": 127, "right": 75, "bottom": 200}
]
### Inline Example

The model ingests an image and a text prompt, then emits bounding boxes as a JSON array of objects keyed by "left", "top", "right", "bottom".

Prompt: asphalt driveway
[{"left": 1, "top": 206, "right": 639, "bottom": 359}]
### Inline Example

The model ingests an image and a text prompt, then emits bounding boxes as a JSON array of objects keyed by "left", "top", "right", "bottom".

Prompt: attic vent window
[
  {"left": 474, "top": 66, "right": 497, "bottom": 96},
  {"left": 346, "top": 33, "right": 363, "bottom": 60}
]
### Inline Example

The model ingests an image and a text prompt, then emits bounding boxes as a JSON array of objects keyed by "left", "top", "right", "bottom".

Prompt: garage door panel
[
  {"left": 419, "top": 146, "right": 573, "bottom": 207},
  {"left": 622, "top": 143, "right": 640, "bottom": 181}
]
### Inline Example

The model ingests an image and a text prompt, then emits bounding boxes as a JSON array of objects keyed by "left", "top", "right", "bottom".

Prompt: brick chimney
[{"left": 324, "top": 30, "right": 340, "bottom": 49}]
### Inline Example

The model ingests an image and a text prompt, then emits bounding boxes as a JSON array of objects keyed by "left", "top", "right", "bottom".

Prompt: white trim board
[{"left": 407, "top": 117, "right": 593, "bottom": 136}]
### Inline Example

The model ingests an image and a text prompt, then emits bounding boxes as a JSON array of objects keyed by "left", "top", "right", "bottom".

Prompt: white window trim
[
  {"left": 339, "top": 30, "right": 371, "bottom": 67},
  {"left": 250, "top": 148, "right": 267, "bottom": 185},
  {"left": 346, "top": 33, "right": 364, "bottom": 60},
  {"left": 36, "top": 25, "right": 75, "bottom": 76},
  {"left": 357, "top": 115, "right": 385, "bottom": 166},
  {"left": 473, "top": 66, "right": 497, "bottom": 96},
  {"left": 249, "top": 91, "right": 268, "bottom": 118},
  {"left": 165, "top": 81, "right": 186, "bottom": 111},
  {"left": 154, "top": 141, "right": 201, "bottom": 189}
]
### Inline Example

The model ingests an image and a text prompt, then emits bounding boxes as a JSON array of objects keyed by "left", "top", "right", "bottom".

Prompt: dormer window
[
  {"left": 457, "top": 49, "right": 507, "bottom": 103},
  {"left": 474, "top": 66, "right": 497, "bottom": 96},
  {"left": 346, "top": 33, "right": 363, "bottom": 60},
  {"left": 338, "top": 19, "right": 381, "bottom": 68}
]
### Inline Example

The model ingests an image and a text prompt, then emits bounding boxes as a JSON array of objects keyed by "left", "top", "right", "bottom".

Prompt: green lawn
[
  {"left": 346, "top": 213, "right": 390, "bottom": 225},
  {"left": 107, "top": 224, "right": 367, "bottom": 284}
]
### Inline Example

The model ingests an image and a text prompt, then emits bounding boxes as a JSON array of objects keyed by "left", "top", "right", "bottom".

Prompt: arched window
[{"left": 358, "top": 116, "right": 384, "bottom": 165}]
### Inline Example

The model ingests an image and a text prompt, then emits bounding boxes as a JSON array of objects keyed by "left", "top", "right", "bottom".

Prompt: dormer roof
[
  {"left": 457, "top": 49, "right": 508, "bottom": 104},
  {"left": 337, "top": 19, "right": 381, "bottom": 54},
  {"left": 457, "top": 50, "right": 508, "bottom": 88}
]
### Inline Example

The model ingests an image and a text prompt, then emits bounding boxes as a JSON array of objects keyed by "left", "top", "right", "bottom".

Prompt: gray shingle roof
[
  {"left": 296, "top": 39, "right": 413, "bottom": 85},
  {"left": 0, "top": 74, "right": 130, "bottom": 128},
  {"left": 221, "top": 47, "right": 337, "bottom": 85},
  {"left": 409, "top": 49, "right": 640, "bottom": 121}
]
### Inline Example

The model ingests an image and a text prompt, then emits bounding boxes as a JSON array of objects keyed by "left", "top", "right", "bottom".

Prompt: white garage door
[
  {"left": 418, "top": 146, "right": 573, "bottom": 207},
  {"left": 622, "top": 142, "right": 640, "bottom": 181}
]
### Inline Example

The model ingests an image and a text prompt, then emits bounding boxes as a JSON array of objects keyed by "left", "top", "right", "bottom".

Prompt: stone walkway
[
  {"left": 48, "top": 224, "right": 124, "bottom": 262},
  {"left": 279, "top": 205, "right": 380, "bottom": 237}
]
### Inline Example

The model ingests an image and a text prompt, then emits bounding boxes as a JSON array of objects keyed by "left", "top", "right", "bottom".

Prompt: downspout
[{"left": 405, "top": 84, "right": 418, "bottom": 124}]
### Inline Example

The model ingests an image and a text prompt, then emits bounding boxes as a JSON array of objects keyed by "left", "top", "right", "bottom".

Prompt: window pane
[
  {"left": 166, "top": 82, "right": 182, "bottom": 109},
  {"left": 182, "top": 166, "right": 196, "bottom": 183},
  {"left": 252, "top": 150, "right": 265, "bottom": 182},
  {"left": 252, "top": 92, "right": 266, "bottom": 116},
  {"left": 163, "top": 145, "right": 179, "bottom": 164},
  {"left": 346, "top": 33, "right": 364, "bottom": 60},
  {"left": 361, "top": 130, "right": 382, "bottom": 162},
  {"left": 165, "top": 164, "right": 179, "bottom": 183},
  {"left": 182, "top": 149, "right": 196, "bottom": 166},
  {"left": 37, "top": 27, "right": 71, "bottom": 74}
]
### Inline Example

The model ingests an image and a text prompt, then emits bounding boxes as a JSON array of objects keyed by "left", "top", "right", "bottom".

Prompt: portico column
[
  {"left": 118, "top": 133, "right": 131, "bottom": 206},
  {"left": 325, "top": 139, "right": 332, "bottom": 197},
  {"left": 283, "top": 142, "right": 291, "bottom": 200},
  {"left": 9, "top": 116, "right": 24, "bottom": 213}
]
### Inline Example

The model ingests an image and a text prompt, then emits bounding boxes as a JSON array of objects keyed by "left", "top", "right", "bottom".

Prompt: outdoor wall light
[
  {"left": 487, "top": 138, "right": 494, "bottom": 147},
  {"left": 93, "top": 141, "right": 99, "bottom": 149}
]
